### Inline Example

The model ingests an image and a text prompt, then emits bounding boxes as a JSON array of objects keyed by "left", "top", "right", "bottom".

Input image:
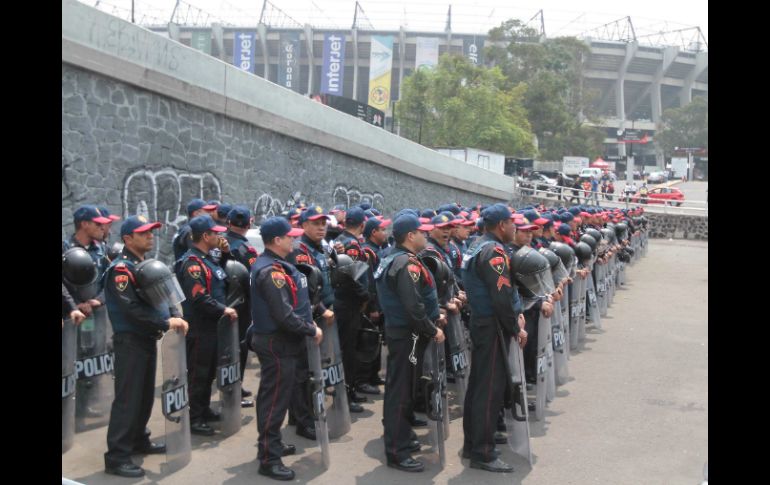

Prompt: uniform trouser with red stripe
[
  {"left": 253, "top": 334, "right": 301, "bottom": 466},
  {"left": 185, "top": 332, "right": 217, "bottom": 423},
  {"left": 104, "top": 332, "right": 156, "bottom": 467},
  {"left": 462, "top": 316, "right": 510, "bottom": 463},
  {"left": 383, "top": 333, "right": 419, "bottom": 462}
]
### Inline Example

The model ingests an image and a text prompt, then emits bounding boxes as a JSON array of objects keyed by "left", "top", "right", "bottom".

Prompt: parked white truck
[{"left": 562, "top": 156, "right": 589, "bottom": 176}]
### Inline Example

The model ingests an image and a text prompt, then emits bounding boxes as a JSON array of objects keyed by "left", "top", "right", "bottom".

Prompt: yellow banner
[
  {"left": 368, "top": 71, "right": 392, "bottom": 111},
  {"left": 368, "top": 35, "right": 393, "bottom": 111}
]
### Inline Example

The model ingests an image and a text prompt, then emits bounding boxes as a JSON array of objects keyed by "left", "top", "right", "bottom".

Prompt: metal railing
[{"left": 515, "top": 183, "right": 707, "bottom": 216}]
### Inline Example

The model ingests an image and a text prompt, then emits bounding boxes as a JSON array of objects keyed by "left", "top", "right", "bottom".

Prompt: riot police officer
[
  {"left": 249, "top": 217, "right": 323, "bottom": 481},
  {"left": 285, "top": 205, "right": 336, "bottom": 440},
  {"left": 358, "top": 216, "right": 392, "bottom": 392},
  {"left": 223, "top": 205, "right": 258, "bottom": 408},
  {"left": 103, "top": 216, "right": 189, "bottom": 478},
  {"left": 63, "top": 205, "right": 112, "bottom": 317},
  {"left": 375, "top": 214, "right": 446, "bottom": 472},
  {"left": 461, "top": 204, "right": 527, "bottom": 473},
  {"left": 333, "top": 207, "right": 370, "bottom": 411},
  {"left": 172, "top": 199, "right": 218, "bottom": 262},
  {"left": 176, "top": 215, "right": 238, "bottom": 436}
]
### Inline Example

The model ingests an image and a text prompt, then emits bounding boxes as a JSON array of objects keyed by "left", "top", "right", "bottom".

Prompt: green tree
[
  {"left": 397, "top": 54, "right": 535, "bottom": 157},
  {"left": 656, "top": 96, "right": 708, "bottom": 154},
  {"left": 485, "top": 22, "right": 604, "bottom": 160}
]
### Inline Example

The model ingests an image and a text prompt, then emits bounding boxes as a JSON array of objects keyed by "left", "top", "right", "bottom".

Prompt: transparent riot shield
[
  {"left": 306, "top": 335, "right": 331, "bottom": 470},
  {"left": 551, "top": 300, "right": 569, "bottom": 386},
  {"left": 421, "top": 339, "right": 447, "bottom": 468},
  {"left": 318, "top": 319, "right": 351, "bottom": 439},
  {"left": 445, "top": 311, "right": 469, "bottom": 410},
  {"left": 160, "top": 329, "right": 192, "bottom": 473},
  {"left": 216, "top": 315, "right": 241, "bottom": 437},
  {"left": 503, "top": 335, "right": 533, "bottom": 467},
  {"left": 75, "top": 305, "right": 114, "bottom": 432},
  {"left": 62, "top": 319, "right": 77, "bottom": 454}
]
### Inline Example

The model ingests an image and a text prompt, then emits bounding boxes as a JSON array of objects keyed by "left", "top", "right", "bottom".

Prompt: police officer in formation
[
  {"left": 249, "top": 216, "right": 323, "bottom": 481},
  {"left": 223, "top": 205, "right": 259, "bottom": 408},
  {"left": 375, "top": 213, "right": 446, "bottom": 472},
  {"left": 176, "top": 215, "right": 239, "bottom": 436},
  {"left": 64, "top": 194, "right": 647, "bottom": 480},
  {"left": 332, "top": 207, "right": 371, "bottom": 411},
  {"left": 103, "top": 216, "right": 188, "bottom": 478}
]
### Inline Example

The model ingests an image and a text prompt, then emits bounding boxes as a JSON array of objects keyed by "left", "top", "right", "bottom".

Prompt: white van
[{"left": 579, "top": 167, "right": 603, "bottom": 179}]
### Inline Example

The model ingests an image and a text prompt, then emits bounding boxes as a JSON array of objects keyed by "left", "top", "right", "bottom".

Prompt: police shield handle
[
  {"left": 322, "top": 309, "right": 335, "bottom": 325},
  {"left": 433, "top": 326, "right": 446, "bottom": 343},
  {"left": 313, "top": 324, "right": 324, "bottom": 346},
  {"left": 517, "top": 315, "right": 528, "bottom": 349},
  {"left": 541, "top": 300, "right": 554, "bottom": 318},
  {"left": 70, "top": 309, "right": 86, "bottom": 325},
  {"left": 167, "top": 317, "right": 189, "bottom": 336},
  {"left": 223, "top": 307, "right": 238, "bottom": 321}
]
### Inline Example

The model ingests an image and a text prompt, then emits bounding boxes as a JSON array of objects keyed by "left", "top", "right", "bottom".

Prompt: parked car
[
  {"left": 630, "top": 186, "right": 685, "bottom": 206},
  {"left": 647, "top": 171, "right": 668, "bottom": 184},
  {"left": 535, "top": 170, "right": 575, "bottom": 187},
  {"left": 579, "top": 167, "right": 603, "bottom": 180}
]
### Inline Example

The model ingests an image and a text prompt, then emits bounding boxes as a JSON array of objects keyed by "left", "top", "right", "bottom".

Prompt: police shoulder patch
[
  {"left": 489, "top": 256, "right": 505, "bottom": 275},
  {"left": 187, "top": 264, "right": 202, "bottom": 279},
  {"left": 295, "top": 254, "right": 312, "bottom": 264},
  {"left": 114, "top": 274, "right": 129, "bottom": 291},
  {"left": 271, "top": 271, "right": 286, "bottom": 288},
  {"left": 407, "top": 264, "right": 421, "bottom": 283}
]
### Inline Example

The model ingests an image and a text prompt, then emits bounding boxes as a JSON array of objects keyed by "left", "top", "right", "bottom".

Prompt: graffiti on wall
[
  {"left": 253, "top": 191, "right": 307, "bottom": 225},
  {"left": 123, "top": 168, "right": 221, "bottom": 260},
  {"left": 332, "top": 185, "right": 385, "bottom": 212}
]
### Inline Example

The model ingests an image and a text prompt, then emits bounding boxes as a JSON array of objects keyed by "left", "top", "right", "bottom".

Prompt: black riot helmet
[
  {"left": 600, "top": 228, "right": 616, "bottom": 244},
  {"left": 548, "top": 241, "right": 576, "bottom": 276},
  {"left": 62, "top": 247, "right": 99, "bottom": 301},
  {"left": 224, "top": 259, "right": 250, "bottom": 306},
  {"left": 573, "top": 242, "right": 593, "bottom": 264},
  {"left": 539, "top": 247, "right": 569, "bottom": 284},
  {"left": 580, "top": 234, "right": 597, "bottom": 253},
  {"left": 134, "top": 259, "right": 186, "bottom": 308},
  {"left": 330, "top": 253, "right": 368, "bottom": 289},
  {"left": 295, "top": 263, "right": 323, "bottom": 306},
  {"left": 356, "top": 315, "right": 382, "bottom": 364},
  {"left": 585, "top": 228, "right": 602, "bottom": 243},
  {"left": 511, "top": 246, "right": 554, "bottom": 298},
  {"left": 615, "top": 222, "right": 629, "bottom": 241},
  {"left": 106, "top": 242, "right": 124, "bottom": 263},
  {"left": 420, "top": 253, "right": 452, "bottom": 301}
]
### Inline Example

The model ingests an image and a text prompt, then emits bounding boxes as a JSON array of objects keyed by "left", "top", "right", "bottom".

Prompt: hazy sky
[{"left": 93, "top": 0, "right": 707, "bottom": 45}]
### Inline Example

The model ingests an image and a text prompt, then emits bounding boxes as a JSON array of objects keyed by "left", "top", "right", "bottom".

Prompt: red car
[{"left": 631, "top": 187, "right": 685, "bottom": 206}]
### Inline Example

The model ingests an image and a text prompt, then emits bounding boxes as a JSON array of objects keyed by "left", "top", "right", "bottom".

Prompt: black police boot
[
  {"left": 407, "top": 440, "right": 421, "bottom": 453},
  {"left": 408, "top": 416, "right": 428, "bottom": 427},
  {"left": 190, "top": 420, "right": 215, "bottom": 436},
  {"left": 105, "top": 462, "right": 145, "bottom": 478},
  {"left": 296, "top": 425, "right": 317, "bottom": 441},
  {"left": 133, "top": 441, "right": 166, "bottom": 455},
  {"left": 494, "top": 432, "right": 507, "bottom": 444},
  {"left": 241, "top": 388, "right": 253, "bottom": 398},
  {"left": 356, "top": 383, "right": 381, "bottom": 395},
  {"left": 241, "top": 399, "right": 255, "bottom": 408},
  {"left": 349, "top": 402, "right": 364, "bottom": 413},
  {"left": 280, "top": 443, "right": 296, "bottom": 456},
  {"left": 203, "top": 408, "right": 222, "bottom": 422},
  {"left": 370, "top": 376, "right": 385, "bottom": 386},
  {"left": 470, "top": 458, "right": 514, "bottom": 473},
  {"left": 387, "top": 456, "right": 424, "bottom": 473},
  {"left": 258, "top": 463, "right": 295, "bottom": 481}
]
